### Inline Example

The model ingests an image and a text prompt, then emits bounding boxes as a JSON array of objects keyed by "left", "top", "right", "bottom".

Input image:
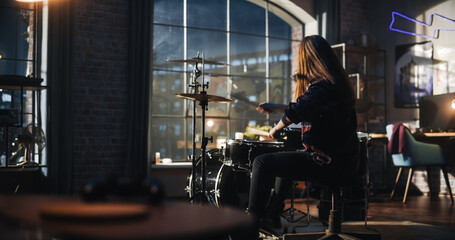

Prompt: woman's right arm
[{"left": 256, "top": 103, "right": 287, "bottom": 114}]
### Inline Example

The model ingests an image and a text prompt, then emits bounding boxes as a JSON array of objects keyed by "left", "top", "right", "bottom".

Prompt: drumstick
[
  {"left": 246, "top": 127, "right": 270, "bottom": 137},
  {"left": 230, "top": 93, "right": 258, "bottom": 107}
]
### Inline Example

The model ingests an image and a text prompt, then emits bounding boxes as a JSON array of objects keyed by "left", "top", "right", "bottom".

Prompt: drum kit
[
  {"left": 169, "top": 54, "right": 286, "bottom": 208},
  {"left": 170, "top": 55, "right": 372, "bottom": 221}
]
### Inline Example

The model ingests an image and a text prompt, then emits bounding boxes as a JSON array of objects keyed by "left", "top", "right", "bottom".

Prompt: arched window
[{"left": 151, "top": 0, "right": 305, "bottom": 161}]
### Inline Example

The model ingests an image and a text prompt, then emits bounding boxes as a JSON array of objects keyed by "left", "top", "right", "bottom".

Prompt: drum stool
[
  {"left": 283, "top": 176, "right": 380, "bottom": 240},
  {"left": 283, "top": 132, "right": 380, "bottom": 240}
]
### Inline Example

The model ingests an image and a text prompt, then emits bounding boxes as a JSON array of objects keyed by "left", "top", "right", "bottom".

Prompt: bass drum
[{"left": 187, "top": 150, "right": 250, "bottom": 209}]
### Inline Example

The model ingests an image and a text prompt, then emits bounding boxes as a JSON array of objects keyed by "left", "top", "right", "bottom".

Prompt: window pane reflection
[
  {"left": 188, "top": 0, "right": 226, "bottom": 30},
  {"left": 230, "top": 0, "right": 265, "bottom": 35},
  {"left": 152, "top": 70, "right": 185, "bottom": 116},
  {"left": 0, "top": 8, "right": 33, "bottom": 61},
  {"left": 0, "top": 59, "right": 29, "bottom": 75},
  {"left": 153, "top": 25, "right": 184, "bottom": 70},
  {"left": 187, "top": 28, "right": 227, "bottom": 75},
  {"left": 230, "top": 33, "right": 266, "bottom": 77},
  {"left": 153, "top": 0, "right": 183, "bottom": 25},
  {"left": 268, "top": 77, "right": 290, "bottom": 118},
  {"left": 230, "top": 76, "right": 267, "bottom": 119},
  {"left": 269, "top": 38, "right": 293, "bottom": 79},
  {"left": 151, "top": 117, "right": 187, "bottom": 162}
]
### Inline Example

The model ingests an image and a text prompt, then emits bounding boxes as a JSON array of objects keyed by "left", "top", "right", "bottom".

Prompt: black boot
[{"left": 262, "top": 193, "right": 284, "bottom": 228}]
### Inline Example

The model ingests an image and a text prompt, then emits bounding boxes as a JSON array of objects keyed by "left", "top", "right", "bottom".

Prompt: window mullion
[
  {"left": 183, "top": 0, "right": 189, "bottom": 160},
  {"left": 226, "top": 0, "right": 231, "bottom": 135},
  {"left": 265, "top": 1, "right": 270, "bottom": 123}
]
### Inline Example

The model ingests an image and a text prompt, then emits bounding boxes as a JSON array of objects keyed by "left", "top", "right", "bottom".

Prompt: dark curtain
[
  {"left": 315, "top": 0, "right": 340, "bottom": 44},
  {"left": 125, "top": 0, "right": 153, "bottom": 178},
  {"left": 47, "top": 0, "right": 74, "bottom": 194}
]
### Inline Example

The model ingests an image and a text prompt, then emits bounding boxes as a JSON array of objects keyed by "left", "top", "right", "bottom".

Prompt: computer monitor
[{"left": 419, "top": 92, "right": 455, "bottom": 131}]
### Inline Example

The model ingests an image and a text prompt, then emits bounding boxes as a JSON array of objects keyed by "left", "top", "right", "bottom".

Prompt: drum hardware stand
[
  {"left": 188, "top": 53, "right": 201, "bottom": 199},
  {"left": 281, "top": 182, "right": 313, "bottom": 234},
  {"left": 187, "top": 53, "right": 216, "bottom": 206},
  {"left": 281, "top": 182, "right": 309, "bottom": 223},
  {"left": 170, "top": 53, "right": 230, "bottom": 206}
]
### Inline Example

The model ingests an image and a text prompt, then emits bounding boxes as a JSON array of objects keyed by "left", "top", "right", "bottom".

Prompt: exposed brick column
[
  {"left": 339, "top": 0, "right": 370, "bottom": 44},
  {"left": 71, "top": 0, "right": 129, "bottom": 192}
]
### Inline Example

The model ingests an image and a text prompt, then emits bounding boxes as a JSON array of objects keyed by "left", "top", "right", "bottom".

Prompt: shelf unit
[
  {"left": 0, "top": 75, "right": 46, "bottom": 168},
  {"left": 332, "top": 43, "right": 386, "bottom": 133}
]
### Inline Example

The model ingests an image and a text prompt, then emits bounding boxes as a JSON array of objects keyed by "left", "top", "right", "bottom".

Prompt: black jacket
[{"left": 283, "top": 79, "right": 359, "bottom": 169}]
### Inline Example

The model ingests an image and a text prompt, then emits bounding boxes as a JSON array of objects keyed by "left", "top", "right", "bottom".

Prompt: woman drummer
[{"left": 247, "top": 35, "right": 359, "bottom": 234}]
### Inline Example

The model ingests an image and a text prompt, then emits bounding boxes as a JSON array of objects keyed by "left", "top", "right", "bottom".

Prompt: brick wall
[
  {"left": 339, "top": 0, "right": 370, "bottom": 45},
  {"left": 72, "top": 0, "right": 129, "bottom": 192}
]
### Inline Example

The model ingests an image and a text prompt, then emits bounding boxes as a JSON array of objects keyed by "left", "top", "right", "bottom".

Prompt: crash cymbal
[
  {"left": 175, "top": 93, "right": 232, "bottom": 103},
  {"left": 166, "top": 57, "right": 229, "bottom": 66}
]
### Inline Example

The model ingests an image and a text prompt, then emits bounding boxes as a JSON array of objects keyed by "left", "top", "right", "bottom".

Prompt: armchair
[{"left": 386, "top": 124, "right": 454, "bottom": 204}]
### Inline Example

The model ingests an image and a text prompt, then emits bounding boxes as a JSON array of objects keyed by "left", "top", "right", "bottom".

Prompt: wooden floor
[
  {"left": 289, "top": 193, "right": 455, "bottom": 229},
  {"left": 367, "top": 194, "right": 455, "bottom": 228}
]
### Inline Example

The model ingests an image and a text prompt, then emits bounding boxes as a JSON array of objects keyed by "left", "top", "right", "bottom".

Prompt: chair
[{"left": 386, "top": 124, "right": 454, "bottom": 204}]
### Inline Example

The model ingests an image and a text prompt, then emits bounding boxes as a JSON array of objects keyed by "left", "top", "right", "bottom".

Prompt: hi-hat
[
  {"left": 166, "top": 57, "right": 229, "bottom": 66},
  {"left": 176, "top": 93, "right": 232, "bottom": 103}
]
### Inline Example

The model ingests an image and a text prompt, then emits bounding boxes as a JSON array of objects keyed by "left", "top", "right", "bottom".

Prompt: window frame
[{"left": 151, "top": 0, "right": 305, "bottom": 161}]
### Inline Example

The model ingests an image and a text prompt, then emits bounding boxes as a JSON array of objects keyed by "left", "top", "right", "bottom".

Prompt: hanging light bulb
[{"left": 451, "top": 99, "right": 455, "bottom": 109}]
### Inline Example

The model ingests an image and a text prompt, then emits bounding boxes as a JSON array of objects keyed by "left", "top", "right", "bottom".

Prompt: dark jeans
[{"left": 248, "top": 151, "right": 338, "bottom": 219}]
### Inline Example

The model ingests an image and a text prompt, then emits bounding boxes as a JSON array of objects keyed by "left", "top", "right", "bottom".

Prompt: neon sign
[{"left": 389, "top": 11, "right": 455, "bottom": 39}]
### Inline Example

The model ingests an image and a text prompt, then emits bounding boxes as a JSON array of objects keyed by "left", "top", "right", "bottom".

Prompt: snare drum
[{"left": 224, "top": 139, "right": 284, "bottom": 169}]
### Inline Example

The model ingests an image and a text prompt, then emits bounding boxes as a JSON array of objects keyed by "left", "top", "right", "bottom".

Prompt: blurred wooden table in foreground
[{"left": 0, "top": 195, "right": 253, "bottom": 240}]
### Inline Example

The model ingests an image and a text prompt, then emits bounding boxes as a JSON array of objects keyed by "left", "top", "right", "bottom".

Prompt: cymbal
[
  {"left": 166, "top": 57, "right": 229, "bottom": 66},
  {"left": 175, "top": 93, "right": 232, "bottom": 103}
]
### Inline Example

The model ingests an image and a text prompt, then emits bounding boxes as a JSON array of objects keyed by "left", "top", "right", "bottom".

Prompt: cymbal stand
[
  {"left": 188, "top": 54, "right": 201, "bottom": 198},
  {"left": 188, "top": 53, "right": 215, "bottom": 206}
]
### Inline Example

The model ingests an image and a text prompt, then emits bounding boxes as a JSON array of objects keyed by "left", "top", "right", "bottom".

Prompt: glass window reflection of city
[{"left": 152, "top": 0, "right": 303, "bottom": 161}]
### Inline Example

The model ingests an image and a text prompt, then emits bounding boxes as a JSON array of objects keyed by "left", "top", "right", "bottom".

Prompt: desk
[
  {"left": 369, "top": 132, "right": 455, "bottom": 139},
  {"left": 366, "top": 132, "right": 455, "bottom": 191},
  {"left": 0, "top": 195, "right": 253, "bottom": 240}
]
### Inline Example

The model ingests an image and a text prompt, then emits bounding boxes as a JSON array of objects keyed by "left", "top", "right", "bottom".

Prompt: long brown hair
[{"left": 294, "top": 35, "right": 356, "bottom": 106}]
